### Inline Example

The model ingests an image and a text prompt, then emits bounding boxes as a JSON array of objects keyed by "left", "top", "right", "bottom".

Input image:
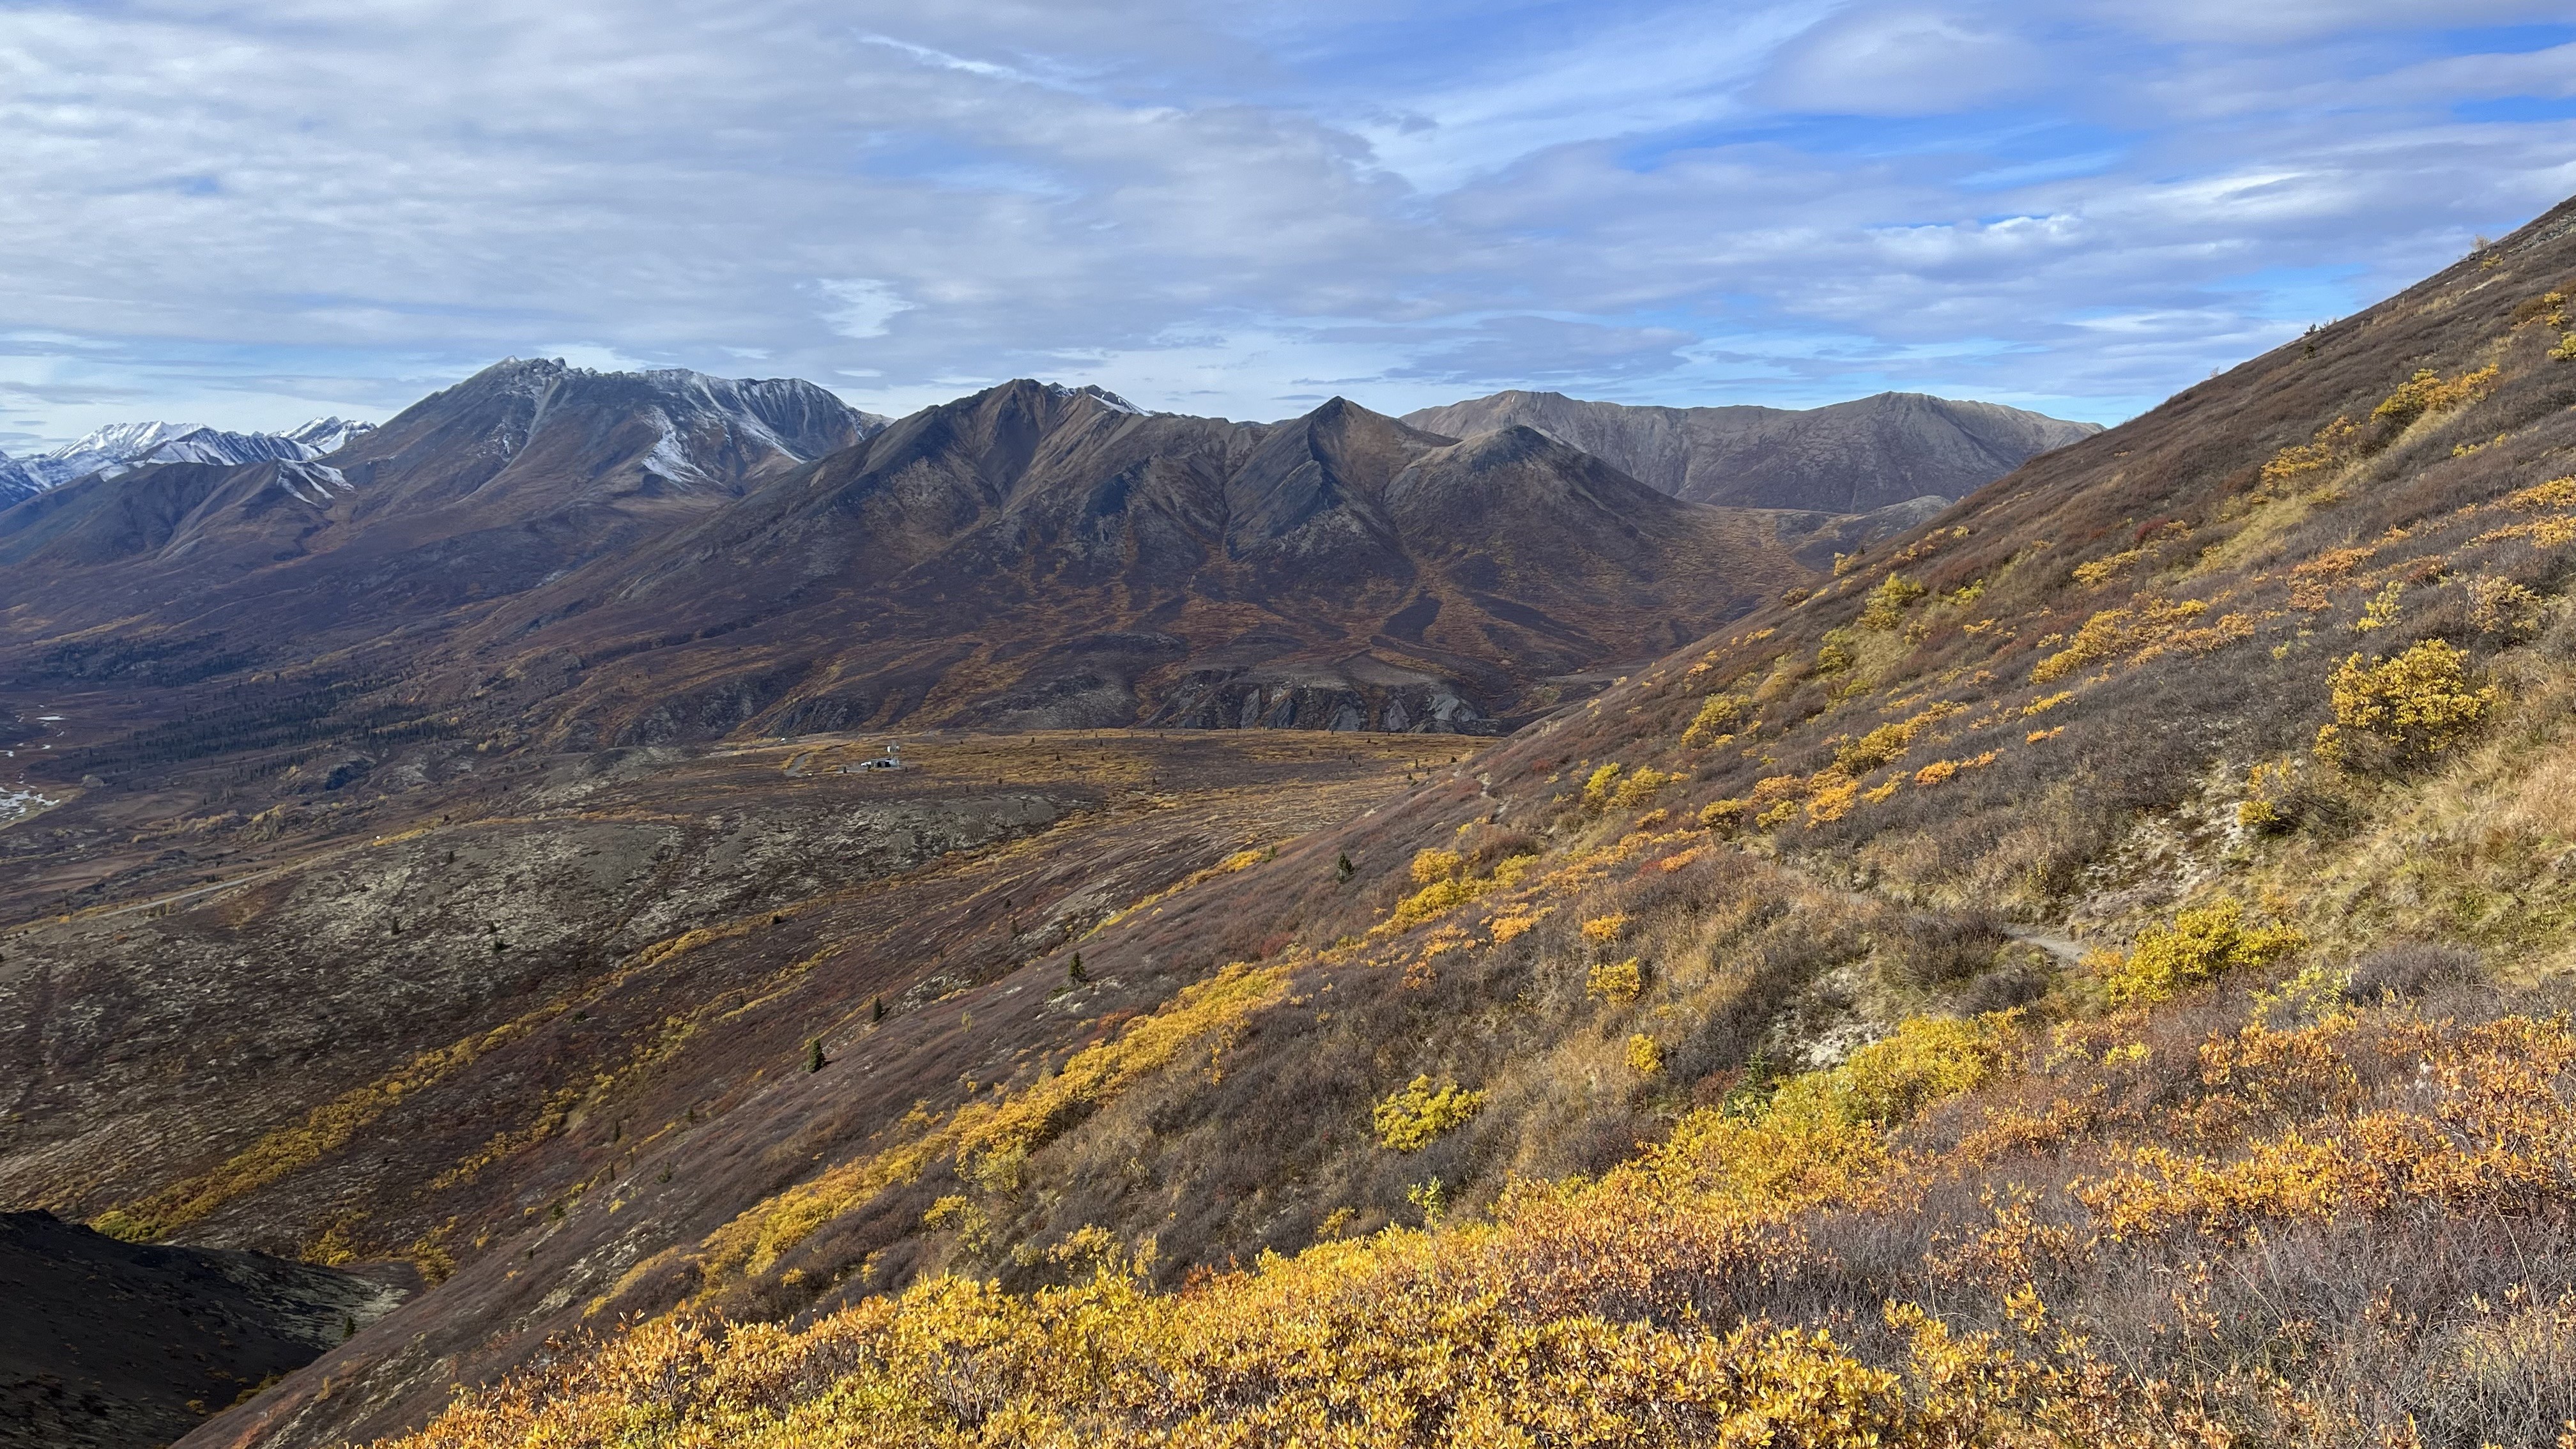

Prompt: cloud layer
[{"left": 2, "top": 0, "right": 2572, "bottom": 446}]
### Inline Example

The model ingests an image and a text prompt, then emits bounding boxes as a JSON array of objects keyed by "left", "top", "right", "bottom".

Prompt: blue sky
[{"left": 1, "top": 1, "right": 2572, "bottom": 448}]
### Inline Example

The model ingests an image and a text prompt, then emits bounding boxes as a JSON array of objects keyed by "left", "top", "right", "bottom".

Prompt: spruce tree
[{"left": 1068, "top": 951, "right": 1088, "bottom": 984}]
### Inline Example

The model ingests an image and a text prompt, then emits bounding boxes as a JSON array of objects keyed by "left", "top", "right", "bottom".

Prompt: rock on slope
[{"left": 1403, "top": 388, "right": 2100, "bottom": 512}]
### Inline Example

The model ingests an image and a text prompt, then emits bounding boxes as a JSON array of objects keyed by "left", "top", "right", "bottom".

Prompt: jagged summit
[{"left": 0, "top": 417, "right": 378, "bottom": 503}]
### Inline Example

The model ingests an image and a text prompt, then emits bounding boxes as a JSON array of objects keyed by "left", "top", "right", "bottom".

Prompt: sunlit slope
[{"left": 197, "top": 195, "right": 2576, "bottom": 1448}]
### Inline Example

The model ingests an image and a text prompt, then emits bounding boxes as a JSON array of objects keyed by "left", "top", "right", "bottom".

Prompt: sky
[{"left": 2, "top": 2, "right": 2573, "bottom": 450}]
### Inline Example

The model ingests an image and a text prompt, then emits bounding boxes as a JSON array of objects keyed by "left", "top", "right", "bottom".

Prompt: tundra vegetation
[
  {"left": 348, "top": 208, "right": 2576, "bottom": 1448},
  {"left": 16, "top": 208, "right": 2576, "bottom": 1449}
]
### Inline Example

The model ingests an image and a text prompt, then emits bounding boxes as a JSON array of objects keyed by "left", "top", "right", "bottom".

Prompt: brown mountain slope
[
  {"left": 141, "top": 197, "right": 2576, "bottom": 1448},
  {"left": 1403, "top": 387, "right": 2100, "bottom": 511},
  {"left": 0, "top": 361, "right": 877, "bottom": 678},
  {"left": 421, "top": 383, "right": 1811, "bottom": 741}
]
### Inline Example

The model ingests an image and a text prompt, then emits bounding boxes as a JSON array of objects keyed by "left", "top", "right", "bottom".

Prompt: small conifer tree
[
  {"left": 870, "top": 995, "right": 886, "bottom": 1025},
  {"left": 806, "top": 1037, "right": 825, "bottom": 1073},
  {"left": 1335, "top": 851, "right": 1356, "bottom": 883},
  {"left": 1068, "top": 951, "right": 1089, "bottom": 984}
]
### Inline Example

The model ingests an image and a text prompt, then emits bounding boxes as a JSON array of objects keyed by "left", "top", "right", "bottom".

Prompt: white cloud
[
  {"left": 817, "top": 279, "right": 916, "bottom": 339},
  {"left": 1758, "top": 9, "right": 2045, "bottom": 116},
  {"left": 0, "top": 0, "right": 2568, "bottom": 445}
]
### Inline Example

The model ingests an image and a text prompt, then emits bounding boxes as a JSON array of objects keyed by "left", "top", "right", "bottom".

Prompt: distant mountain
[
  {"left": 427, "top": 381, "right": 1812, "bottom": 739},
  {"left": 1401, "top": 390, "right": 2099, "bottom": 512},
  {"left": 0, "top": 417, "right": 380, "bottom": 506},
  {"left": 0, "top": 361, "right": 878, "bottom": 602}
]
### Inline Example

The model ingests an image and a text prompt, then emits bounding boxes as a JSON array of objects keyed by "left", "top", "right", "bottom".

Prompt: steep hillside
[
  {"left": 431, "top": 383, "right": 1811, "bottom": 741},
  {"left": 180, "top": 197, "right": 2576, "bottom": 1448},
  {"left": 1404, "top": 388, "right": 2100, "bottom": 512}
]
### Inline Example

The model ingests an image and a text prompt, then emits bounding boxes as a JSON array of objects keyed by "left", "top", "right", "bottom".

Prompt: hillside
[
  {"left": 123, "top": 194, "right": 2576, "bottom": 1448},
  {"left": 1403, "top": 388, "right": 2101, "bottom": 512}
]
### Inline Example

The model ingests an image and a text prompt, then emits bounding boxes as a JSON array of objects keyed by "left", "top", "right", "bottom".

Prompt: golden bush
[
  {"left": 1372, "top": 1075, "right": 1488, "bottom": 1151},
  {"left": 1611, "top": 766, "right": 1674, "bottom": 808},
  {"left": 1859, "top": 574, "right": 1929, "bottom": 629},
  {"left": 1579, "top": 912, "right": 1629, "bottom": 944},
  {"left": 1681, "top": 693, "right": 1747, "bottom": 746},
  {"left": 1626, "top": 1033, "right": 1664, "bottom": 1075},
  {"left": 1588, "top": 957, "right": 1644, "bottom": 1002},
  {"left": 2371, "top": 364, "right": 2497, "bottom": 429},
  {"left": 2094, "top": 898, "right": 2305, "bottom": 1006},
  {"left": 2319, "top": 638, "right": 2497, "bottom": 767}
]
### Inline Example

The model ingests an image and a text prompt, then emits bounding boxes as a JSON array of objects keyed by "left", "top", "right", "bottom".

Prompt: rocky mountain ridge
[{"left": 0, "top": 418, "right": 378, "bottom": 507}]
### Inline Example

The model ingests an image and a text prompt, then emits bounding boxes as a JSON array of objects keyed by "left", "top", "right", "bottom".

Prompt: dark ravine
[{"left": 1, "top": 1210, "right": 404, "bottom": 1449}]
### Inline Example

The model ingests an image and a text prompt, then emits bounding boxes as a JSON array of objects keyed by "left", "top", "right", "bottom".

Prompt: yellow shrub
[
  {"left": 1392, "top": 875, "right": 1481, "bottom": 929},
  {"left": 1747, "top": 774, "right": 1804, "bottom": 805},
  {"left": 1835, "top": 722, "right": 1913, "bottom": 774},
  {"left": 1859, "top": 574, "right": 1928, "bottom": 629},
  {"left": 2371, "top": 364, "right": 2496, "bottom": 428},
  {"left": 1579, "top": 763, "right": 1623, "bottom": 809},
  {"left": 1589, "top": 957, "right": 1644, "bottom": 1001},
  {"left": 1581, "top": 912, "right": 1629, "bottom": 943},
  {"left": 2260, "top": 416, "right": 2359, "bottom": 487},
  {"left": 1767, "top": 1016, "right": 2008, "bottom": 1131},
  {"left": 1611, "top": 767, "right": 1674, "bottom": 808},
  {"left": 1627, "top": 1033, "right": 1664, "bottom": 1075},
  {"left": 2022, "top": 691, "right": 2073, "bottom": 716},
  {"left": 2319, "top": 638, "right": 2497, "bottom": 766},
  {"left": 1805, "top": 775, "right": 1859, "bottom": 825},
  {"left": 2032, "top": 599, "right": 2209, "bottom": 682},
  {"left": 1372, "top": 1075, "right": 1487, "bottom": 1151},
  {"left": 1814, "top": 631, "right": 1856, "bottom": 674},
  {"left": 2031, "top": 608, "right": 2131, "bottom": 683},
  {"left": 2094, "top": 898, "right": 2306, "bottom": 1006},
  {"left": 2354, "top": 581, "right": 2404, "bottom": 632},
  {"left": 1682, "top": 693, "right": 1747, "bottom": 747},
  {"left": 1410, "top": 848, "right": 1461, "bottom": 884},
  {"left": 1698, "top": 798, "right": 1746, "bottom": 830},
  {"left": 1753, "top": 799, "right": 1800, "bottom": 829},
  {"left": 1913, "top": 759, "right": 1959, "bottom": 786}
]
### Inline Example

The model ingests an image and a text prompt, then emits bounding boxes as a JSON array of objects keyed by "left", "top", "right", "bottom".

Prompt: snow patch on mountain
[{"left": 0, "top": 417, "right": 381, "bottom": 502}]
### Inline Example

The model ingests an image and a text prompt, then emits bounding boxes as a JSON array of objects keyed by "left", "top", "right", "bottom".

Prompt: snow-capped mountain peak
[{"left": 0, "top": 416, "right": 381, "bottom": 503}]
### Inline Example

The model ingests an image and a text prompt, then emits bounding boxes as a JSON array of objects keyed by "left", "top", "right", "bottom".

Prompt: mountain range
[
  {"left": 1402, "top": 388, "right": 2101, "bottom": 512},
  {"left": 0, "top": 368, "right": 2085, "bottom": 753},
  {"left": 0, "top": 418, "right": 376, "bottom": 506}
]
